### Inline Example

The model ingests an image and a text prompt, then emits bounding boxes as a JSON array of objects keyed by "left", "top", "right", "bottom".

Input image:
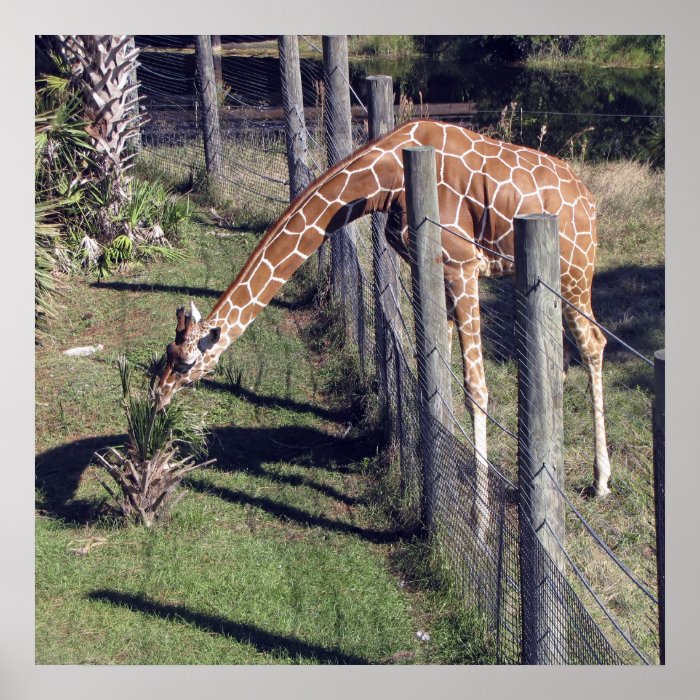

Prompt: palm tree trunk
[{"left": 56, "top": 35, "right": 145, "bottom": 237}]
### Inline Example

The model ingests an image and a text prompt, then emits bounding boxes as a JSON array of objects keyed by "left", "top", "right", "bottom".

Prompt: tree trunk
[{"left": 56, "top": 35, "right": 145, "bottom": 235}]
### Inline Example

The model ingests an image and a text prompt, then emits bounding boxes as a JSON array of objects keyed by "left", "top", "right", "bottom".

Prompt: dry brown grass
[{"left": 576, "top": 159, "right": 665, "bottom": 268}]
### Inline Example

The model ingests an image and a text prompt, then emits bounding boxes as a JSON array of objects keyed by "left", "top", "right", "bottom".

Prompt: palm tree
[{"left": 55, "top": 35, "right": 145, "bottom": 237}]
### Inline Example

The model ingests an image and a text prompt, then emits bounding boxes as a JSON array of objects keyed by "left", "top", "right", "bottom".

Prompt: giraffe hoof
[
  {"left": 593, "top": 483, "right": 611, "bottom": 499},
  {"left": 580, "top": 483, "right": 611, "bottom": 500}
]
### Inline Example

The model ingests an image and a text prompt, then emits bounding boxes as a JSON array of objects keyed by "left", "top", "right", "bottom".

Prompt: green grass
[
  {"left": 35, "top": 214, "right": 494, "bottom": 664},
  {"left": 36, "top": 146, "right": 663, "bottom": 664},
  {"left": 524, "top": 36, "right": 665, "bottom": 68},
  {"left": 36, "top": 515, "right": 413, "bottom": 664},
  {"left": 347, "top": 36, "right": 419, "bottom": 58},
  {"left": 571, "top": 36, "right": 664, "bottom": 68}
]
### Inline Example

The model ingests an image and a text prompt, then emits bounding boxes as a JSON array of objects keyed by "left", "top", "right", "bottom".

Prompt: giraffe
[{"left": 156, "top": 119, "right": 612, "bottom": 502}]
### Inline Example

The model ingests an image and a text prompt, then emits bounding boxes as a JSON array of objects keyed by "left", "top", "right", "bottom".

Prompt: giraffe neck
[{"left": 205, "top": 142, "right": 400, "bottom": 355}]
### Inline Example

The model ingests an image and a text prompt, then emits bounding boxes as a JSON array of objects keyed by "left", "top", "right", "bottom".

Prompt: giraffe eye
[
  {"left": 198, "top": 327, "right": 222, "bottom": 354},
  {"left": 173, "top": 359, "right": 196, "bottom": 375}
]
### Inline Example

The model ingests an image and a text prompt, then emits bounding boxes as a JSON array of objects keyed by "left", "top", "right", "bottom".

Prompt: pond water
[
  {"left": 353, "top": 57, "right": 664, "bottom": 163},
  {"left": 137, "top": 48, "right": 664, "bottom": 163}
]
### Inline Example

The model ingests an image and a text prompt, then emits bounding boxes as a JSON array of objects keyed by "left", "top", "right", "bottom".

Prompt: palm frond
[{"left": 137, "top": 244, "right": 188, "bottom": 263}]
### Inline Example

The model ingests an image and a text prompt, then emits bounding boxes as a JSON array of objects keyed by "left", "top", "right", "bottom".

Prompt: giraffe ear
[{"left": 197, "top": 327, "right": 221, "bottom": 354}]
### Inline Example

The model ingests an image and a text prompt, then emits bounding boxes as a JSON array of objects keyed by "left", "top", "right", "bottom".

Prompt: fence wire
[
  {"left": 135, "top": 35, "right": 368, "bottom": 223},
  {"left": 342, "top": 210, "right": 661, "bottom": 664}
]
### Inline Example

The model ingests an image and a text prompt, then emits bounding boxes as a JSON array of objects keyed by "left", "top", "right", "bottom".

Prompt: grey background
[{"left": 5, "top": 1, "right": 698, "bottom": 697}]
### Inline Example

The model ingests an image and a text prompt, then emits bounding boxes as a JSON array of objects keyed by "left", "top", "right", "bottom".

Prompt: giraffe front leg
[
  {"left": 564, "top": 305, "right": 611, "bottom": 497},
  {"left": 450, "top": 270, "right": 490, "bottom": 541}
]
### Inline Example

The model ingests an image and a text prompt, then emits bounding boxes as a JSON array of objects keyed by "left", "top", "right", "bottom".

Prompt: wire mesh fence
[
  {"left": 347, "top": 212, "right": 662, "bottom": 664},
  {"left": 134, "top": 35, "right": 370, "bottom": 222},
  {"left": 131, "top": 35, "right": 663, "bottom": 665}
]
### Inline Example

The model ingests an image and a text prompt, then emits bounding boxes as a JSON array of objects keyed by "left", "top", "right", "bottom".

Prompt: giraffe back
[{"left": 378, "top": 120, "right": 597, "bottom": 288}]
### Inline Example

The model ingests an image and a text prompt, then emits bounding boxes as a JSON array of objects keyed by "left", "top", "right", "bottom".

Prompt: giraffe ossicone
[
  {"left": 190, "top": 300, "right": 201, "bottom": 324},
  {"left": 156, "top": 119, "right": 612, "bottom": 504}
]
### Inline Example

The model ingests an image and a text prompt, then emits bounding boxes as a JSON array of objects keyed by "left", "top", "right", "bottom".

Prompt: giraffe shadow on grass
[
  {"left": 200, "top": 378, "right": 350, "bottom": 423},
  {"left": 35, "top": 433, "right": 129, "bottom": 524},
  {"left": 589, "top": 264, "right": 665, "bottom": 360},
  {"left": 183, "top": 423, "right": 401, "bottom": 544},
  {"left": 35, "top": 424, "right": 382, "bottom": 526},
  {"left": 87, "top": 589, "right": 368, "bottom": 664}
]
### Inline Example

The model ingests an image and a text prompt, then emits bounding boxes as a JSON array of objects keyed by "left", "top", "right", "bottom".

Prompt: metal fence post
[
  {"left": 279, "top": 36, "right": 311, "bottom": 201},
  {"left": 322, "top": 35, "right": 360, "bottom": 339},
  {"left": 195, "top": 35, "right": 224, "bottom": 201},
  {"left": 367, "top": 75, "right": 400, "bottom": 419},
  {"left": 514, "top": 213, "right": 567, "bottom": 664},
  {"left": 653, "top": 349, "right": 665, "bottom": 664},
  {"left": 403, "top": 146, "right": 452, "bottom": 529}
]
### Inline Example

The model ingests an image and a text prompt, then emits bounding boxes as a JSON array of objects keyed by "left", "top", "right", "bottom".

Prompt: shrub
[
  {"left": 348, "top": 35, "right": 418, "bottom": 57},
  {"left": 92, "top": 356, "right": 214, "bottom": 527}
]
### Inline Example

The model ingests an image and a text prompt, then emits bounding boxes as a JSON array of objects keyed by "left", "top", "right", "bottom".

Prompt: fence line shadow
[
  {"left": 35, "top": 423, "right": 380, "bottom": 525},
  {"left": 91, "top": 280, "right": 315, "bottom": 310},
  {"left": 87, "top": 589, "right": 369, "bottom": 664},
  {"left": 184, "top": 477, "right": 399, "bottom": 544}
]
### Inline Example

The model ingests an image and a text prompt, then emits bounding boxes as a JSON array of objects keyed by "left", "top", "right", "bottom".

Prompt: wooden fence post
[
  {"left": 653, "top": 349, "right": 665, "bottom": 664},
  {"left": 367, "top": 75, "right": 400, "bottom": 416},
  {"left": 195, "top": 35, "right": 224, "bottom": 201},
  {"left": 322, "top": 35, "right": 360, "bottom": 338},
  {"left": 279, "top": 36, "right": 311, "bottom": 201},
  {"left": 211, "top": 35, "right": 223, "bottom": 85},
  {"left": 514, "top": 213, "right": 567, "bottom": 664},
  {"left": 403, "top": 146, "right": 452, "bottom": 528}
]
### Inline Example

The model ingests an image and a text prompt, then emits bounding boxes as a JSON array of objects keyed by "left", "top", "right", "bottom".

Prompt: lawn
[
  {"left": 35, "top": 212, "right": 494, "bottom": 665},
  {"left": 35, "top": 147, "right": 663, "bottom": 664}
]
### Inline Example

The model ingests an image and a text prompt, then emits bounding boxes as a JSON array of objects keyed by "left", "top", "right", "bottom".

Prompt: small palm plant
[{"left": 93, "top": 355, "right": 214, "bottom": 527}]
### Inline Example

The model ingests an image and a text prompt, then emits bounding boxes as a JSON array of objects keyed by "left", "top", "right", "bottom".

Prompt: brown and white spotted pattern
[{"left": 157, "top": 120, "right": 611, "bottom": 505}]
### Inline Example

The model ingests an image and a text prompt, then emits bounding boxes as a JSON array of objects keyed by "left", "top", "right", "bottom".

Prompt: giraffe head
[{"left": 155, "top": 301, "right": 222, "bottom": 410}]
